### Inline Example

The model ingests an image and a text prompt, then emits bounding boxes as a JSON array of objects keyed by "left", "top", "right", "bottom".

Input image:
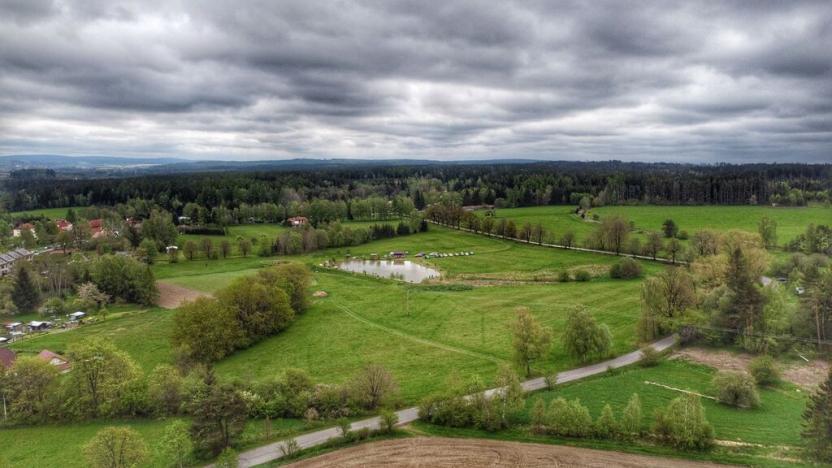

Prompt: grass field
[
  {"left": 214, "top": 267, "right": 645, "bottom": 402},
  {"left": 0, "top": 416, "right": 317, "bottom": 468},
  {"left": 10, "top": 306, "right": 174, "bottom": 372},
  {"left": 415, "top": 359, "right": 809, "bottom": 467},
  {"left": 479, "top": 205, "right": 831, "bottom": 249}
]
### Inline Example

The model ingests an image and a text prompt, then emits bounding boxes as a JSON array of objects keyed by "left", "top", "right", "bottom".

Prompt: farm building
[
  {"left": 0, "top": 248, "right": 33, "bottom": 276},
  {"left": 288, "top": 216, "right": 309, "bottom": 227},
  {"left": 0, "top": 348, "right": 16, "bottom": 369},
  {"left": 12, "top": 223, "right": 36, "bottom": 238},
  {"left": 390, "top": 251, "right": 406, "bottom": 258},
  {"left": 28, "top": 321, "right": 51, "bottom": 332},
  {"left": 4, "top": 322, "right": 23, "bottom": 332},
  {"left": 37, "top": 350, "right": 71, "bottom": 373}
]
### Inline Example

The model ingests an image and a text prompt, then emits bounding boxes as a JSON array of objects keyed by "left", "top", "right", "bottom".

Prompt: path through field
[
  {"left": 234, "top": 335, "right": 677, "bottom": 467},
  {"left": 155, "top": 281, "right": 211, "bottom": 309},
  {"left": 286, "top": 437, "right": 732, "bottom": 467}
]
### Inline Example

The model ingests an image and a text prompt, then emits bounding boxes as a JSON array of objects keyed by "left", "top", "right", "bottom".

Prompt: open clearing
[
  {"left": 286, "top": 437, "right": 731, "bottom": 468},
  {"left": 673, "top": 346, "right": 830, "bottom": 389},
  {"left": 156, "top": 281, "right": 210, "bottom": 308}
]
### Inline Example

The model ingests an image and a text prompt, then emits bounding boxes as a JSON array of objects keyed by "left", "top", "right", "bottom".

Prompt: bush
[
  {"left": 638, "top": 346, "right": 661, "bottom": 367},
  {"left": 562, "top": 307, "right": 612, "bottom": 362},
  {"left": 380, "top": 410, "right": 399, "bottom": 433},
  {"left": 609, "top": 258, "right": 642, "bottom": 279},
  {"left": 712, "top": 371, "right": 760, "bottom": 408},
  {"left": 748, "top": 356, "right": 780, "bottom": 386},
  {"left": 279, "top": 439, "right": 300, "bottom": 459},
  {"left": 574, "top": 270, "right": 591, "bottom": 282},
  {"left": 546, "top": 397, "right": 593, "bottom": 437},
  {"left": 652, "top": 395, "right": 713, "bottom": 450},
  {"left": 594, "top": 404, "right": 619, "bottom": 439},
  {"left": 558, "top": 271, "right": 571, "bottom": 282},
  {"left": 215, "top": 448, "right": 238, "bottom": 467},
  {"left": 620, "top": 393, "right": 642, "bottom": 438}
]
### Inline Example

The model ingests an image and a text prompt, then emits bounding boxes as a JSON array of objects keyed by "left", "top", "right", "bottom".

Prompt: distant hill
[{"left": 0, "top": 154, "right": 542, "bottom": 173}]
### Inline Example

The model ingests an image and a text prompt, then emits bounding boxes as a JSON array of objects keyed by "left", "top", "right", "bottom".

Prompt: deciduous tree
[{"left": 510, "top": 308, "right": 552, "bottom": 376}]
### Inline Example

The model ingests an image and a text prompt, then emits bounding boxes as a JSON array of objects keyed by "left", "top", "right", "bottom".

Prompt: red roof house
[
  {"left": 37, "top": 349, "right": 71, "bottom": 373},
  {"left": 288, "top": 216, "right": 309, "bottom": 227},
  {"left": 55, "top": 219, "right": 73, "bottom": 232}
]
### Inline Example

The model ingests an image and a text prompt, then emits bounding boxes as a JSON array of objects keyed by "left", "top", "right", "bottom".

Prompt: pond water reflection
[{"left": 336, "top": 259, "right": 440, "bottom": 283}]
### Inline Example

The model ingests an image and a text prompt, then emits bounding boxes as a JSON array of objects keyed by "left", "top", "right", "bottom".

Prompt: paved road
[{"left": 235, "top": 335, "right": 678, "bottom": 467}]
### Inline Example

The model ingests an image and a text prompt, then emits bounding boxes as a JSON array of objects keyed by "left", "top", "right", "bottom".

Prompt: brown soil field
[
  {"left": 287, "top": 437, "right": 732, "bottom": 467},
  {"left": 155, "top": 281, "right": 211, "bottom": 309},
  {"left": 673, "top": 346, "right": 829, "bottom": 389}
]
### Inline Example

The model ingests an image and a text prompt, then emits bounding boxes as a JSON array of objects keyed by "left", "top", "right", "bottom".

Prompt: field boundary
[{"left": 427, "top": 221, "right": 686, "bottom": 265}]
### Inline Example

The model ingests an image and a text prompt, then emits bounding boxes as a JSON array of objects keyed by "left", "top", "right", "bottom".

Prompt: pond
[{"left": 336, "top": 259, "right": 441, "bottom": 283}]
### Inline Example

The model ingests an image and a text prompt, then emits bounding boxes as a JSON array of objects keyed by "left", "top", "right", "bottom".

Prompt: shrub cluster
[
  {"left": 419, "top": 368, "right": 525, "bottom": 432},
  {"left": 748, "top": 356, "right": 780, "bottom": 386},
  {"left": 172, "top": 263, "right": 311, "bottom": 364},
  {"left": 609, "top": 257, "right": 642, "bottom": 279},
  {"left": 530, "top": 393, "right": 643, "bottom": 440},
  {"left": 712, "top": 371, "right": 760, "bottom": 409}
]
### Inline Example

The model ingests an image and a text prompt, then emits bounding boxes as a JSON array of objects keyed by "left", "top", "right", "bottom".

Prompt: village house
[
  {"left": 12, "top": 223, "right": 36, "bottom": 238},
  {"left": 0, "top": 348, "right": 16, "bottom": 370},
  {"left": 288, "top": 216, "right": 309, "bottom": 227},
  {"left": 0, "top": 247, "right": 33, "bottom": 276},
  {"left": 37, "top": 349, "right": 71, "bottom": 373},
  {"left": 55, "top": 219, "right": 73, "bottom": 232}
]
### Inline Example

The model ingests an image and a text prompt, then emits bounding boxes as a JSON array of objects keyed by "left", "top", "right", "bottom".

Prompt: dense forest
[{"left": 3, "top": 162, "right": 830, "bottom": 213}]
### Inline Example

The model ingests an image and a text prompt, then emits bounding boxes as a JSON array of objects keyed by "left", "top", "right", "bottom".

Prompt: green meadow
[
  {"left": 416, "top": 359, "right": 809, "bottom": 467},
  {"left": 478, "top": 204, "right": 831, "bottom": 248}
]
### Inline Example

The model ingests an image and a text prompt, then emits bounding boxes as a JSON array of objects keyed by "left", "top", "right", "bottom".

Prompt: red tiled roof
[{"left": 0, "top": 348, "right": 16, "bottom": 369}]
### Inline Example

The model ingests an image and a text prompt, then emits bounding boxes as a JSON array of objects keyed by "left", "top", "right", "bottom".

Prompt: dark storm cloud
[{"left": 0, "top": 0, "right": 830, "bottom": 161}]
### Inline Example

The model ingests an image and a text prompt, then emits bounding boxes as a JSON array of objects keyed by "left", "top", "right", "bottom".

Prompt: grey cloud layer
[{"left": 1, "top": 0, "right": 830, "bottom": 161}]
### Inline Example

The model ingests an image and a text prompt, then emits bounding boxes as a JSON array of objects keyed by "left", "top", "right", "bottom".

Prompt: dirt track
[
  {"left": 286, "top": 437, "right": 732, "bottom": 468},
  {"left": 155, "top": 281, "right": 210, "bottom": 309}
]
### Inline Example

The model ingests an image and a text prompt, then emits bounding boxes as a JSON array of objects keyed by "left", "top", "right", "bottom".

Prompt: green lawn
[
  {"left": 415, "top": 359, "right": 809, "bottom": 467},
  {"left": 10, "top": 307, "right": 174, "bottom": 372},
  {"left": 479, "top": 205, "right": 831, "bottom": 249},
  {"left": 0, "top": 417, "right": 317, "bottom": 468}
]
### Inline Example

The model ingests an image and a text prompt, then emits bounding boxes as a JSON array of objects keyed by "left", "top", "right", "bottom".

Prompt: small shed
[
  {"left": 29, "top": 321, "right": 51, "bottom": 331},
  {"left": 165, "top": 245, "right": 179, "bottom": 254},
  {"left": 390, "top": 251, "right": 406, "bottom": 259},
  {"left": 4, "top": 322, "right": 22, "bottom": 332},
  {"left": 69, "top": 311, "right": 86, "bottom": 321}
]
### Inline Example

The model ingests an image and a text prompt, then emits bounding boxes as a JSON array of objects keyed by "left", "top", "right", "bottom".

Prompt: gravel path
[{"left": 235, "top": 335, "right": 678, "bottom": 467}]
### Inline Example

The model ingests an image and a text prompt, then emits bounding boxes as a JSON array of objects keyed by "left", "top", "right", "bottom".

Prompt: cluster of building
[
  {"left": 0, "top": 312, "right": 85, "bottom": 344},
  {"left": 0, "top": 247, "right": 33, "bottom": 276},
  {"left": 12, "top": 218, "right": 117, "bottom": 240}
]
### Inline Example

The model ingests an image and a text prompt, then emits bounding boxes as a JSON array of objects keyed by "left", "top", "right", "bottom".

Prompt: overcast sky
[{"left": 1, "top": 1, "right": 830, "bottom": 162}]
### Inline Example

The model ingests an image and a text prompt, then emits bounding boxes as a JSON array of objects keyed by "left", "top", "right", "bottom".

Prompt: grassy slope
[
  {"left": 415, "top": 359, "right": 808, "bottom": 467},
  {"left": 10, "top": 307, "right": 174, "bottom": 372}
]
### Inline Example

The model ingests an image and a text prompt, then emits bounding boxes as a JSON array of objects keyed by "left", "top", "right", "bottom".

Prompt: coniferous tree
[
  {"left": 11, "top": 264, "right": 40, "bottom": 313},
  {"left": 803, "top": 368, "right": 832, "bottom": 462}
]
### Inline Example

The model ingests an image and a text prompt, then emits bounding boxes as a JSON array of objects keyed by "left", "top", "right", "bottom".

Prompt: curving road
[{"left": 235, "top": 335, "right": 678, "bottom": 467}]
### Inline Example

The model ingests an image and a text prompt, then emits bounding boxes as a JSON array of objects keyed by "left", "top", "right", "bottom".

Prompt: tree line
[{"left": 4, "top": 161, "right": 830, "bottom": 213}]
